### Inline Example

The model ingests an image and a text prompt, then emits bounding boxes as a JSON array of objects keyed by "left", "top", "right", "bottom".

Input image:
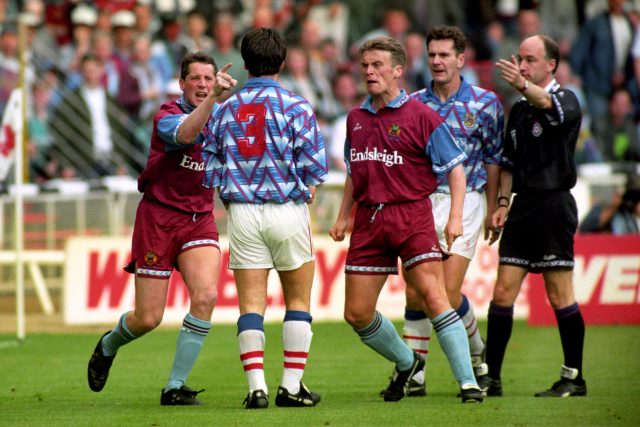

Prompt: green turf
[{"left": 1, "top": 321, "right": 639, "bottom": 426}]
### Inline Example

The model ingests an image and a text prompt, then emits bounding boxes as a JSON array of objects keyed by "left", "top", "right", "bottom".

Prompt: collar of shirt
[
  {"left": 176, "top": 95, "right": 195, "bottom": 113},
  {"left": 421, "top": 76, "right": 472, "bottom": 105},
  {"left": 244, "top": 77, "right": 281, "bottom": 89},
  {"left": 360, "top": 89, "right": 409, "bottom": 114}
]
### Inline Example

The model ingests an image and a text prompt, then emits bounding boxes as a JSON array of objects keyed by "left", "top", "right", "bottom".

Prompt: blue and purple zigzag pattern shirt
[
  {"left": 411, "top": 78, "right": 504, "bottom": 193},
  {"left": 203, "top": 77, "right": 328, "bottom": 203}
]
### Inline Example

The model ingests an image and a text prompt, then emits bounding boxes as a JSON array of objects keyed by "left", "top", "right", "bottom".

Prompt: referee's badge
[
  {"left": 144, "top": 251, "right": 158, "bottom": 267},
  {"left": 388, "top": 124, "right": 401, "bottom": 137},
  {"left": 463, "top": 112, "right": 476, "bottom": 128},
  {"left": 532, "top": 122, "right": 543, "bottom": 137}
]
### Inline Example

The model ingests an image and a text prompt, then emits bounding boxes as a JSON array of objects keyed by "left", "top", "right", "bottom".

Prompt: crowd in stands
[{"left": 0, "top": 0, "right": 639, "bottom": 187}]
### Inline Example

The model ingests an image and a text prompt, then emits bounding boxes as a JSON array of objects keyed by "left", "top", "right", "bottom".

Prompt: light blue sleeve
[
  {"left": 157, "top": 113, "right": 206, "bottom": 152},
  {"left": 426, "top": 123, "right": 467, "bottom": 174}
]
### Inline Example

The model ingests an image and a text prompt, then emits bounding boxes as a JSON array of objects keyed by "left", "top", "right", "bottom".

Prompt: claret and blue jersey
[
  {"left": 345, "top": 90, "right": 466, "bottom": 205},
  {"left": 202, "top": 77, "right": 328, "bottom": 203}
]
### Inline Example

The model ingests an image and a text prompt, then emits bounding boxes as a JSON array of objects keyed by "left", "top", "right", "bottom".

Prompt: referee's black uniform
[{"left": 498, "top": 81, "right": 582, "bottom": 273}]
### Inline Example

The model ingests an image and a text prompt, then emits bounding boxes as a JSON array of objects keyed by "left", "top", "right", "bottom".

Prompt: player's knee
[
  {"left": 137, "top": 313, "right": 163, "bottom": 332},
  {"left": 190, "top": 286, "right": 218, "bottom": 312},
  {"left": 343, "top": 308, "right": 364, "bottom": 329}
]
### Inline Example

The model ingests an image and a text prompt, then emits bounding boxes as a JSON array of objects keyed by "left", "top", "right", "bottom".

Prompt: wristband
[
  {"left": 498, "top": 204, "right": 509, "bottom": 209},
  {"left": 498, "top": 196, "right": 510, "bottom": 205}
]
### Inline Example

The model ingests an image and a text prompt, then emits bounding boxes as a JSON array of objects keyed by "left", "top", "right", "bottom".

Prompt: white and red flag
[{"left": 0, "top": 88, "right": 23, "bottom": 181}]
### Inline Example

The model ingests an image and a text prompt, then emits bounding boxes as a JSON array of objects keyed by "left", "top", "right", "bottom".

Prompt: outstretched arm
[{"left": 177, "top": 63, "right": 237, "bottom": 144}]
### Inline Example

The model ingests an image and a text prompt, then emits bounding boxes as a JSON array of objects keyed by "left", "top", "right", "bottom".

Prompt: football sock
[
  {"left": 238, "top": 313, "right": 268, "bottom": 393},
  {"left": 485, "top": 302, "right": 514, "bottom": 380},
  {"left": 164, "top": 313, "right": 211, "bottom": 392},
  {"left": 356, "top": 310, "right": 414, "bottom": 371},
  {"left": 432, "top": 309, "right": 476, "bottom": 386},
  {"left": 280, "top": 310, "right": 313, "bottom": 394},
  {"left": 555, "top": 303, "right": 585, "bottom": 381},
  {"left": 403, "top": 308, "right": 431, "bottom": 363},
  {"left": 456, "top": 295, "right": 485, "bottom": 363},
  {"left": 102, "top": 311, "right": 140, "bottom": 357}
]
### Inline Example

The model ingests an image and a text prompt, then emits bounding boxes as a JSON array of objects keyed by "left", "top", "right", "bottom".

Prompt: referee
[{"left": 477, "top": 34, "right": 587, "bottom": 397}]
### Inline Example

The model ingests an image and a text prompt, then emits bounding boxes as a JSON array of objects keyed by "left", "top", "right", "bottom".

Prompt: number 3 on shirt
[{"left": 236, "top": 104, "right": 266, "bottom": 157}]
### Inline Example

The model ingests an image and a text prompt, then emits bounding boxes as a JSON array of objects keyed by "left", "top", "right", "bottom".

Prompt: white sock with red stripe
[
  {"left": 403, "top": 314, "right": 432, "bottom": 385},
  {"left": 238, "top": 313, "right": 268, "bottom": 394},
  {"left": 456, "top": 295, "right": 484, "bottom": 363},
  {"left": 280, "top": 311, "right": 313, "bottom": 394}
]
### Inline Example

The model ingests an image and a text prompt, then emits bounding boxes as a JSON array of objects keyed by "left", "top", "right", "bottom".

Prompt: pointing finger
[{"left": 219, "top": 63, "right": 233, "bottom": 73}]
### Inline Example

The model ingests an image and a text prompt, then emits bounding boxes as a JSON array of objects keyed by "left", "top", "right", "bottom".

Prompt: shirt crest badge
[
  {"left": 144, "top": 251, "right": 158, "bottom": 267},
  {"left": 532, "top": 121, "right": 543, "bottom": 137},
  {"left": 463, "top": 112, "right": 476, "bottom": 128},
  {"left": 388, "top": 124, "right": 401, "bottom": 137}
]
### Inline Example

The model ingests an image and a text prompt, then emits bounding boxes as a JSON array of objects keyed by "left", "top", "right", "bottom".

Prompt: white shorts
[
  {"left": 227, "top": 202, "right": 314, "bottom": 270},
  {"left": 430, "top": 191, "right": 486, "bottom": 259}
]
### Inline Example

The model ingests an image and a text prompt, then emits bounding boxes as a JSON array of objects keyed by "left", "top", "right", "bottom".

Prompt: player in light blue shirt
[{"left": 202, "top": 28, "right": 327, "bottom": 410}]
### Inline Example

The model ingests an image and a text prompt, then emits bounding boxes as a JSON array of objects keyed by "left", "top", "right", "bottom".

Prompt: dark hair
[
  {"left": 538, "top": 34, "right": 559, "bottom": 74},
  {"left": 180, "top": 51, "right": 217, "bottom": 80},
  {"left": 359, "top": 36, "right": 406, "bottom": 67},
  {"left": 426, "top": 25, "right": 467, "bottom": 55},
  {"left": 80, "top": 52, "right": 102, "bottom": 66},
  {"left": 241, "top": 28, "right": 287, "bottom": 76}
]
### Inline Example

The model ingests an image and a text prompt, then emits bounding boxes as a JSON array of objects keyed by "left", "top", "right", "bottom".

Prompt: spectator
[
  {"left": 178, "top": 11, "right": 215, "bottom": 53},
  {"left": 0, "top": 25, "right": 34, "bottom": 117},
  {"left": 402, "top": 31, "right": 431, "bottom": 93},
  {"left": 326, "top": 70, "right": 362, "bottom": 171},
  {"left": 151, "top": 14, "right": 187, "bottom": 85},
  {"left": 28, "top": 78, "right": 56, "bottom": 182},
  {"left": 50, "top": 53, "right": 144, "bottom": 179},
  {"left": 279, "top": 45, "right": 334, "bottom": 119},
  {"left": 210, "top": 12, "right": 246, "bottom": 92},
  {"left": 111, "top": 9, "right": 137, "bottom": 75},
  {"left": 611, "top": 187, "right": 640, "bottom": 234},
  {"left": 59, "top": 3, "right": 97, "bottom": 74},
  {"left": 571, "top": 0, "right": 636, "bottom": 160},
  {"left": 604, "top": 87, "right": 640, "bottom": 161}
]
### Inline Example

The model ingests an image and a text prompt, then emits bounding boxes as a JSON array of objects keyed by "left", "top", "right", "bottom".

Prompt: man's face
[
  {"left": 179, "top": 62, "right": 216, "bottom": 107},
  {"left": 360, "top": 49, "right": 401, "bottom": 97},
  {"left": 517, "top": 36, "right": 553, "bottom": 86},
  {"left": 427, "top": 39, "right": 463, "bottom": 87}
]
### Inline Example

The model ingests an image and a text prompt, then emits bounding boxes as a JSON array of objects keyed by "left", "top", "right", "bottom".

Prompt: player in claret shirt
[
  {"left": 87, "top": 51, "right": 236, "bottom": 406},
  {"left": 329, "top": 35, "right": 483, "bottom": 403}
]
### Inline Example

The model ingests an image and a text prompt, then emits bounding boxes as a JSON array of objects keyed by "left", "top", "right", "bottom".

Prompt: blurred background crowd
[{"left": 0, "top": 0, "right": 639, "bottom": 233}]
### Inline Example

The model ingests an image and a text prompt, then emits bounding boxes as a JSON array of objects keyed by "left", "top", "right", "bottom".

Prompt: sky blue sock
[
  {"left": 102, "top": 311, "right": 138, "bottom": 357},
  {"left": 356, "top": 311, "right": 414, "bottom": 371},
  {"left": 165, "top": 313, "right": 211, "bottom": 392},
  {"left": 432, "top": 309, "right": 476, "bottom": 386}
]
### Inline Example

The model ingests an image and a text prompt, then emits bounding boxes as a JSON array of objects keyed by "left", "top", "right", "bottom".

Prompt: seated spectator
[
  {"left": 178, "top": 11, "right": 215, "bottom": 52},
  {"left": 611, "top": 187, "right": 640, "bottom": 234}
]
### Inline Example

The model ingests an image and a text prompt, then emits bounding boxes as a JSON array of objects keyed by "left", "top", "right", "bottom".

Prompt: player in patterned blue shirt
[
  {"left": 394, "top": 26, "right": 504, "bottom": 396},
  {"left": 202, "top": 28, "right": 328, "bottom": 409}
]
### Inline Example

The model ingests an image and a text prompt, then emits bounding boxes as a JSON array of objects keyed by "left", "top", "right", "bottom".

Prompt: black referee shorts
[{"left": 498, "top": 191, "right": 577, "bottom": 273}]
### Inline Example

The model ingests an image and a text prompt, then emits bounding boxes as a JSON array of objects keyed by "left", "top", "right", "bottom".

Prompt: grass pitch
[{"left": 1, "top": 320, "right": 639, "bottom": 426}]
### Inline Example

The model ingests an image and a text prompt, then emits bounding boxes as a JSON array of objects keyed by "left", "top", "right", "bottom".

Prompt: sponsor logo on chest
[{"left": 179, "top": 154, "right": 204, "bottom": 171}]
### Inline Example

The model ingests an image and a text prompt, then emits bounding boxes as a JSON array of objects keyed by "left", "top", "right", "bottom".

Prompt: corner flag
[{"left": 0, "top": 88, "right": 23, "bottom": 182}]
